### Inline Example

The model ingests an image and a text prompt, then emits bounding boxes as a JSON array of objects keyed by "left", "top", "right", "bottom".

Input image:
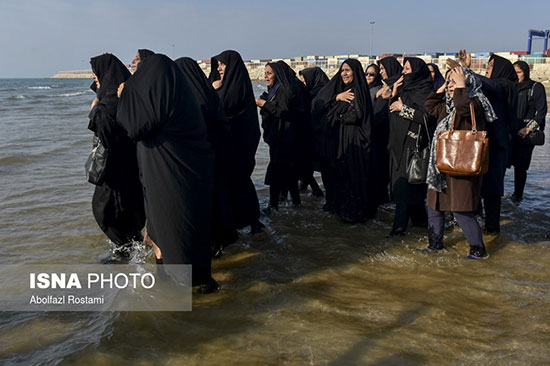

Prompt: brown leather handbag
[{"left": 436, "top": 102, "right": 489, "bottom": 177}]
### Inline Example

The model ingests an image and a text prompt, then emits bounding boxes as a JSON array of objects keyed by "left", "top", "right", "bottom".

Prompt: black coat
[{"left": 117, "top": 54, "right": 215, "bottom": 285}]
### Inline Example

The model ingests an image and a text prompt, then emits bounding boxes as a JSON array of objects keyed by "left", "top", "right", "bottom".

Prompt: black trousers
[{"left": 482, "top": 195, "right": 501, "bottom": 232}]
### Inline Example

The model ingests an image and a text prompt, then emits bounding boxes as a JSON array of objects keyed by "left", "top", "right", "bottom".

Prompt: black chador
[
  {"left": 476, "top": 54, "right": 519, "bottom": 233},
  {"left": 209, "top": 50, "right": 263, "bottom": 233},
  {"left": 259, "top": 61, "right": 309, "bottom": 210},
  {"left": 312, "top": 59, "right": 376, "bottom": 223},
  {"left": 175, "top": 57, "right": 237, "bottom": 254},
  {"left": 88, "top": 54, "right": 145, "bottom": 247},
  {"left": 298, "top": 67, "right": 329, "bottom": 197},
  {"left": 117, "top": 54, "right": 215, "bottom": 286}
]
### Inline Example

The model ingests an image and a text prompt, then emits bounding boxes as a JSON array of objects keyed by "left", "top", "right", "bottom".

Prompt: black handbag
[
  {"left": 406, "top": 115, "right": 431, "bottom": 184},
  {"left": 85, "top": 135, "right": 109, "bottom": 185},
  {"left": 529, "top": 129, "right": 545, "bottom": 146}
]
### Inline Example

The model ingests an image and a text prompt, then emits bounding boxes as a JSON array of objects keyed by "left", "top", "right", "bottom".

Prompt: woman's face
[
  {"left": 264, "top": 65, "right": 276, "bottom": 87},
  {"left": 132, "top": 52, "right": 141, "bottom": 69},
  {"left": 341, "top": 63, "right": 354, "bottom": 85},
  {"left": 299, "top": 74, "right": 306, "bottom": 85},
  {"left": 92, "top": 73, "right": 100, "bottom": 89},
  {"left": 514, "top": 65, "right": 525, "bottom": 83},
  {"left": 485, "top": 59, "right": 494, "bottom": 78},
  {"left": 402, "top": 61, "right": 412, "bottom": 74},
  {"left": 447, "top": 74, "right": 456, "bottom": 98},
  {"left": 379, "top": 64, "right": 388, "bottom": 80},
  {"left": 365, "top": 66, "right": 378, "bottom": 86},
  {"left": 428, "top": 65, "right": 435, "bottom": 81},
  {"left": 217, "top": 61, "right": 227, "bottom": 81}
]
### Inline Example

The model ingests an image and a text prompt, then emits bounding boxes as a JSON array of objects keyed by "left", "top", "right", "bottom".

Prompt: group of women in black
[
  {"left": 89, "top": 49, "right": 265, "bottom": 293},
  {"left": 88, "top": 49, "right": 547, "bottom": 288}
]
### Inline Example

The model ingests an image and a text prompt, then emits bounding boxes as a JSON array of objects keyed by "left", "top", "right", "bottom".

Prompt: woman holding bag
[{"left": 424, "top": 67, "right": 497, "bottom": 259}]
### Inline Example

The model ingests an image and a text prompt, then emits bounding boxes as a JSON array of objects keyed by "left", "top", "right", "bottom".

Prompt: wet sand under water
[{"left": 47, "top": 197, "right": 549, "bottom": 366}]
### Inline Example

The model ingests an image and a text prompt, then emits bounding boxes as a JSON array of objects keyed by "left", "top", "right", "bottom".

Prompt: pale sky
[{"left": 1, "top": 0, "right": 549, "bottom": 78}]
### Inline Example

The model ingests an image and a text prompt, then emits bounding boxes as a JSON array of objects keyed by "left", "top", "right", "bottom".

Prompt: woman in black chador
[
  {"left": 117, "top": 54, "right": 218, "bottom": 291},
  {"left": 510, "top": 60, "right": 547, "bottom": 203},
  {"left": 256, "top": 61, "right": 308, "bottom": 212},
  {"left": 312, "top": 59, "right": 376, "bottom": 223},
  {"left": 387, "top": 57, "right": 435, "bottom": 237},
  {"left": 209, "top": 50, "right": 264, "bottom": 235},
  {"left": 297, "top": 66, "right": 329, "bottom": 197},
  {"left": 175, "top": 56, "right": 237, "bottom": 256},
  {"left": 366, "top": 63, "right": 391, "bottom": 205},
  {"left": 88, "top": 53, "right": 145, "bottom": 250}
]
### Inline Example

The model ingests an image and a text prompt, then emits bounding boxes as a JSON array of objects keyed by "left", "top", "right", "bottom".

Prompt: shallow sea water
[{"left": 0, "top": 79, "right": 549, "bottom": 366}]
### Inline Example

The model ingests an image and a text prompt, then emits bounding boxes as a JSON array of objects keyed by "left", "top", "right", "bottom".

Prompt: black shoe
[
  {"left": 387, "top": 227, "right": 406, "bottom": 238},
  {"left": 511, "top": 194, "right": 523, "bottom": 204},
  {"left": 198, "top": 277, "right": 221, "bottom": 294},
  {"left": 262, "top": 205, "right": 277, "bottom": 216},
  {"left": 420, "top": 241, "right": 444, "bottom": 252},
  {"left": 299, "top": 180, "right": 308, "bottom": 192},
  {"left": 467, "top": 246, "right": 489, "bottom": 260},
  {"left": 485, "top": 227, "right": 500, "bottom": 235},
  {"left": 249, "top": 221, "right": 266, "bottom": 236}
]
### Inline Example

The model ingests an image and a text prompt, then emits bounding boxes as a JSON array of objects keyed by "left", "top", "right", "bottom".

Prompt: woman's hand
[
  {"left": 392, "top": 76, "right": 403, "bottom": 98},
  {"left": 458, "top": 49, "right": 471, "bottom": 68},
  {"left": 117, "top": 82, "right": 125, "bottom": 99},
  {"left": 436, "top": 79, "right": 447, "bottom": 94},
  {"left": 336, "top": 89, "right": 355, "bottom": 103},
  {"left": 255, "top": 98, "right": 266, "bottom": 108},
  {"left": 212, "top": 80, "right": 222, "bottom": 90},
  {"left": 518, "top": 127, "right": 531, "bottom": 138},
  {"left": 389, "top": 97, "right": 403, "bottom": 113},
  {"left": 446, "top": 58, "right": 460, "bottom": 70},
  {"left": 377, "top": 84, "right": 391, "bottom": 100},
  {"left": 449, "top": 67, "right": 466, "bottom": 88},
  {"left": 91, "top": 98, "right": 99, "bottom": 109}
]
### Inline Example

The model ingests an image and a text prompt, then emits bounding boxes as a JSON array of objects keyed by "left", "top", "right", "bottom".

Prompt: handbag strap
[
  {"left": 450, "top": 102, "right": 477, "bottom": 132},
  {"left": 414, "top": 113, "right": 431, "bottom": 150}
]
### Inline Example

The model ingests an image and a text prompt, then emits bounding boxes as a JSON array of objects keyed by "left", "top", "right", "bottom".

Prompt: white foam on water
[
  {"left": 57, "top": 91, "right": 87, "bottom": 97},
  {"left": 28, "top": 86, "right": 52, "bottom": 90}
]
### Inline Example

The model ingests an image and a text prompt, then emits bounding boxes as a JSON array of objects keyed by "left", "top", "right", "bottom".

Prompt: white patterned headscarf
[{"left": 426, "top": 67, "right": 497, "bottom": 192}]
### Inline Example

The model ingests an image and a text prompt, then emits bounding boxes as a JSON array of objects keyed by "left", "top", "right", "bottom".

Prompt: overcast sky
[{"left": 1, "top": 0, "right": 549, "bottom": 77}]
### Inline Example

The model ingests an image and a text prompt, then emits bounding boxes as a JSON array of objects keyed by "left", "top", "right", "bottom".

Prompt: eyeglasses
[{"left": 365, "top": 72, "right": 377, "bottom": 76}]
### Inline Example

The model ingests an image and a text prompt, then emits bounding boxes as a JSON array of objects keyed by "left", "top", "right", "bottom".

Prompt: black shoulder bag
[
  {"left": 85, "top": 135, "right": 109, "bottom": 185},
  {"left": 406, "top": 114, "right": 431, "bottom": 184}
]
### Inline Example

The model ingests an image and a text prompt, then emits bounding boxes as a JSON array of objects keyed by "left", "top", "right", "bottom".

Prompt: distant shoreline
[{"left": 52, "top": 53, "right": 550, "bottom": 86}]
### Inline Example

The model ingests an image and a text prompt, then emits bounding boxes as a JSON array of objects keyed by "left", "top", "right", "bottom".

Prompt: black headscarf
[
  {"left": 427, "top": 63, "right": 445, "bottom": 90},
  {"left": 401, "top": 57, "right": 433, "bottom": 110},
  {"left": 90, "top": 54, "right": 131, "bottom": 109},
  {"left": 138, "top": 49, "right": 155, "bottom": 61},
  {"left": 365, "top": 63, "right": 382, "bottom": 88},
  {"left": 378, "top": 57, "right": 403, "bottom": 86},
  {"left": 513, "top": 60, "right": 535, "bottom": 120},
  {"left": 208, "top": 50, "right": 256, "bottom": 117},
  {"left": 299, "top": 67, "right": 329, "bottom": 100},
  {"left": 175, "top": 57, "right": 221, "bottom": 118},
  {"left": 489, "top": 54, "right": 519, "bottom": 129}
]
